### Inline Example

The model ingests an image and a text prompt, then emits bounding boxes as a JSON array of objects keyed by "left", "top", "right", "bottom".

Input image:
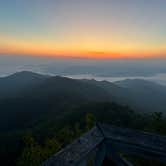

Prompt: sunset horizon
[
  {"left": 1, "top": 0, "right": 166, "bottom": 59},
  {"left": 1, "top": 51, "right": 166, "bottom": 60}
]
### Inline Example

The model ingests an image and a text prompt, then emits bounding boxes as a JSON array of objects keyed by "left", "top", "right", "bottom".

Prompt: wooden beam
[
  {"left": 94, "top": 142, "right": 106, "bottom": 166},
  {"left": 42, "top": 124, "right": 166, "bottom": 166}
]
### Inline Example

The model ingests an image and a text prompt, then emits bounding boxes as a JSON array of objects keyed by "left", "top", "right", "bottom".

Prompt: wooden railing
[{"left": 42, "top": 123, "right": 166, "bottom": 166}]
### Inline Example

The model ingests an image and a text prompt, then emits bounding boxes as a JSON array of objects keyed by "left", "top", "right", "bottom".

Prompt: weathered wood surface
[
  {"left": 42, "top": 124, "right": 166, "bottom": 166},
  {"left": 42, "top": 126, "right": 104, "bottom": 166},
  {"left": 101, "top": 124, "right": 166, "bottom": 152},
  {"left": 101, "top": 124, "right": 166, "bottom": 163}
]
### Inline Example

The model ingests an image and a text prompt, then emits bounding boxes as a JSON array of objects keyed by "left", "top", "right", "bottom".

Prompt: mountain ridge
[{"left": 0, "top": 71, "right": 166, "bottom": 114}]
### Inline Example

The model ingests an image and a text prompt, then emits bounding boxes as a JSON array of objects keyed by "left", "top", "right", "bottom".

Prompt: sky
[{"left": 0, "top": 0, "right": 166, "bottom": 59}]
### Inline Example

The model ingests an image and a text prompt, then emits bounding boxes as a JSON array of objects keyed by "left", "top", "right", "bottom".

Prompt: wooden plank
[
  {"left": 106, "top": 142, "right": 132, "bottom": 166},
  {"left": 100, "top": 124, "right": 166, "bottom": 153},
  {"left": 42, "top": 127, "right": 104, "bottom": 166},
  {"left": 42, "top": 124, "right": 166, "bottom": 166},
  {"left": 106, "top": 139, "right": 166, "bottom": 163},
  {"left": 94, "top": 142, "right": 106, "bottom": 166}
]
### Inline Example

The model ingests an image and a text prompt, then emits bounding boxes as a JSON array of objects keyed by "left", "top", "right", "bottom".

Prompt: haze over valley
[{"left": 1, "top": 55, "right": 166, "bottom": 85}]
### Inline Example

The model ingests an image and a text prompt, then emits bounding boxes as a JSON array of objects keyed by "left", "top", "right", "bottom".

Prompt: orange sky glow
[{"left": 1, "top": 0, "right": 166, "bottom": 59}]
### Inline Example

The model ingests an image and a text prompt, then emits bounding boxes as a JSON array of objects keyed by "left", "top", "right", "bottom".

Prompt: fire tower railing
[{"left": 42, "top": 123, "right": 166, "bottom": 166}]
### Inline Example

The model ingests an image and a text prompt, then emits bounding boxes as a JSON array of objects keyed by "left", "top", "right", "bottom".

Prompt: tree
[
  {"left": 43, "top": 138, "right": 61, "bottom": 158},
  {"left": 85, "top": 113, "right": 96, "bottom": 130},
  {"left": 17, "top": 134, "right": 43, "bottom": 166},
  {"left": 152, "top": 112, "right": 163, "bottom": 133}
]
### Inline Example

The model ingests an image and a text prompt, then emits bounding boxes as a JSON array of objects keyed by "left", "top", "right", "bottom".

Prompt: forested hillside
[{"left": 0, "top": 72, "right": 166, "bottom": 166}]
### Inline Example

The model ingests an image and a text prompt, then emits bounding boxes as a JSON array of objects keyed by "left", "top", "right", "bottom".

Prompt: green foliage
[
  {"left": 74, "top": 123, "right": 82, "bottom": 137},
  {"left": 17, "top": 134, "right": 61, "bottom": 166},
  {"left": 42, "top": 138, "right": 61, "bottom": 160},
  {"left": 85, "top": 113, "right": 96, "bottom": 130},
  {"left": 16, "top": 113, "right": 94, "bottom": 166},
  {"left": 1, "top": 102, "right": 166, "bottom": 166},
  {"left": 17, "top": 134, "right": 43, "bottom": 166},
  {"left": 56, "top": 126, "right": 75, "bottom": 145}
]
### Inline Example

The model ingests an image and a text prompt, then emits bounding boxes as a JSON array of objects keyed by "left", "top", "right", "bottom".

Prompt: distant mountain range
[
  {"left": 1, "top": 71, "right": 166, "bottom": 112},
  {"left": 0, "top": 71, "right": 166, "bottom": 131}
]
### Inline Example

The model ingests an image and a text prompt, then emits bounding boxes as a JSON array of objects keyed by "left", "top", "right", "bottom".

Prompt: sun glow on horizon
[{"left": 0, "top": 0, "right": 166, "bottom": 59}]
